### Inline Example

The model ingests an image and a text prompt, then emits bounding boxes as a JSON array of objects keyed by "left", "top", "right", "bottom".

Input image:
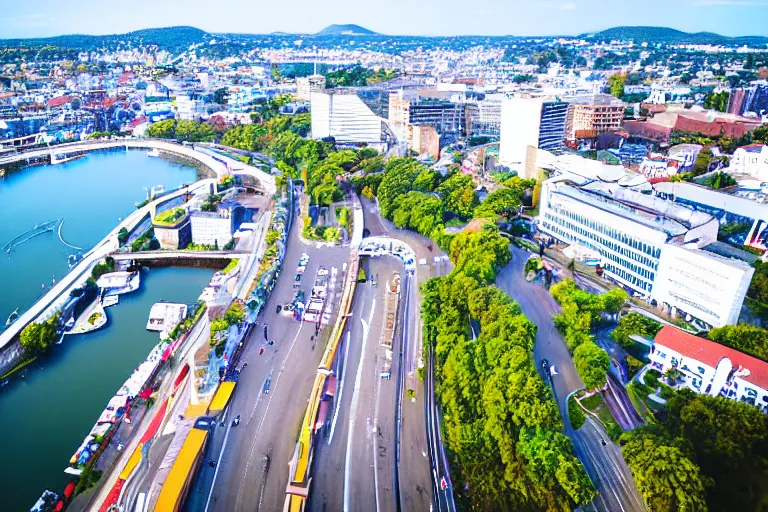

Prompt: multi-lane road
[
  {"left": 180, "top": 215, "right": 351, "bottom": 512},
  {"left": 496, "top": 245, "right": 646, "bottom": 512},
  {"left": 309, "top": 256, "right": 402, "bottom": 512}
]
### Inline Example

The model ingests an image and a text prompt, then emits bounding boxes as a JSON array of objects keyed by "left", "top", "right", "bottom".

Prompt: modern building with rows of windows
[{"left": 538, "top": 174, "right": 754, "bottom": 327}]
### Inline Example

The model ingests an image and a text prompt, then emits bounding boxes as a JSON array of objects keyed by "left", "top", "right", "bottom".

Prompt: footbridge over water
[
  {"left": 0, "top": 139, "right": 277, "bottom": 195},
  {"left": 0, "top": 178, "right": 218, "bottom": 352},
  {"left": 111, "top": 250, "right": 249, "bottom": 262}
]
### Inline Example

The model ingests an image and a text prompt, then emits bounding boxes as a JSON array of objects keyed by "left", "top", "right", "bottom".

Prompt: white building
[
  {"left": 499, "top": 97, "right": 545, "bottom": 174},
  {"left": 653, "top": 243, "right": 753, "bottom": 326},
  {"left": 175, "top": 94, "right": 206, "bottom": 121},
  {"left": 190, "top": 211, "right": 233, "bottom": 248},
  {"left": 728, "top": 144, "right": 768, "bottom": 181},
  {"left": 649, "top": 326, "right": 768, "bottom": 412},
  {"left": 295, "top": 74, "right": 326, "bottom": 101},
  {"left": 499, "top": 96, "right": 568, "bottom": 179},
  {"left": 310, "top": 90, "right": 387, "bottom": 150},
  {"left": 538, "top": 176, "right": 753, "bottom": 327}
]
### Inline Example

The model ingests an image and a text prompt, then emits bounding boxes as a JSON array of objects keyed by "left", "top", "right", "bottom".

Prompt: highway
[
  {"left": 182, "top": 215, "right": 351, "bottom": 512},
  {"left": 496, "top": 245, "right": 646, "bottom": 512},
  {"left": 360, "top": 197, "right": 453, "bottom": 512},
  {"left": 308, "top": 256, "right": 402, "bottom": 512}
]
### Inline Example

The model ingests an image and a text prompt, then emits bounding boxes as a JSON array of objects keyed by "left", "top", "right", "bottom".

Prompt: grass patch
[
  {"left": 154, "top": 207, "right": 187, "bottom": 226},
  {"left": 581, "top": 392, "right": 623, "bottom": 441},
  {"left": 627, "top": 381, "right": 659, "bottom": 423},
  {"left": 87, "top": 312, "right": 102, "bottom": 325},
  {"left": 222, "top": 259, "right": 239, "bottom": 274},
  {"left": 568, "top": 394, "right": 586, "bottom": 430},
  {"left": 580, "top": 393, "right": 602, "bottom": 411}
]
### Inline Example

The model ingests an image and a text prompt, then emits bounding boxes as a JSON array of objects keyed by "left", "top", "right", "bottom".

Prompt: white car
[{"left": 419, "top": 258, "right": 428, "bottom": 266}]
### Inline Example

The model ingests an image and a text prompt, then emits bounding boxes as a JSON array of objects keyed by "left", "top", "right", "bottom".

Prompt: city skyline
[{"left": 3, "top": 0, "right": 768, "bottom": 39}]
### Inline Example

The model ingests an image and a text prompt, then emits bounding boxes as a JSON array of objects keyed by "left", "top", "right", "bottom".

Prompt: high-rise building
[
  {"left": 295, "top": 75, "right": 326, "bottom": 101},
  {"left": 498, "top": 96, "right": 568, "bottom": 178},
  {"left": 465, "top": 99, "right": 503, "bottom": 138},
  {"left": 564, "top": 94, "right": 625, "bottom": 142},
  {"left": 310, "top": 90, "right": 388, "bottom": 150},
  {"left": 388, "top": 89, "right": 465, "bottom": 145}
]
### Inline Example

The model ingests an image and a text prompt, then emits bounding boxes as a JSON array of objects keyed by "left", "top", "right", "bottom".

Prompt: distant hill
[
  {"left": 316, "top": 24, "right": 377, "bottom": 37},
  {"left": 0, "top": 26, "right": 209, "bottom": 52},
  {"left": 583, "top": 26, "right": 768, "bottom": 46}
]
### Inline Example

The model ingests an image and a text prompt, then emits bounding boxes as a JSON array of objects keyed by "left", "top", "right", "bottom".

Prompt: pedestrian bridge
[{"left": 111, "top": 250, "right": 249, "bottom": 261}]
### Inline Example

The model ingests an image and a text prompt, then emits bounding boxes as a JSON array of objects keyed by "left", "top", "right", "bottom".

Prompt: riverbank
[{"left": 0, "top": 267, "right": 213, "bottom": 512}]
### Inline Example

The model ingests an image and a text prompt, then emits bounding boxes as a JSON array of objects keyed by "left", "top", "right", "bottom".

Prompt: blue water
[
  {"left": 0, "top": 149, "right": 198, "bottom": 322},
  {"left": 0, "top": 150, "right": 210, "bottom": 509}
]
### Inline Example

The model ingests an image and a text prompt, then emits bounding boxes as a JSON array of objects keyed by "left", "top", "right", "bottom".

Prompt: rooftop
[
  {"left": 552, "top": 179, "right": 714, "bottom": 237},
  {"left": 655, "top": 325, "right": 768, "bottom": 391}
]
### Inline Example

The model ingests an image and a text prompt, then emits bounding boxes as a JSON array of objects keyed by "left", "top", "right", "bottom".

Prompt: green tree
[
  {"left": 436, "top": 172, "right": 478, "bottom": 218},
  {"left": 573, "top": 341, "right": 610, "bottom": 390},
  {"left": 146, "top": 119, "right": 176, "bottom": 139},
  {"left": 601, "top": 288, "right": 629, "bottom": 315},
  {"left": 474, "top": 187, "right": 524, "bottom": 219},
  {"left": 708, "top": 324, "right": 768, "bottom": 361},
  {"left": 621, "top": 429, "right": 709, "bottom": 512},
  {"left": 611, "top": 312, "right": 662, "bottom": 349},
  {"left": 19, "top": 320, "right": 58, "bottom": 356},
  {"left": 608, "top": 73, "right": 626, "bottom": 99},
  {"left": 223, "top": 302, "right": 246, "bottom": 326}
]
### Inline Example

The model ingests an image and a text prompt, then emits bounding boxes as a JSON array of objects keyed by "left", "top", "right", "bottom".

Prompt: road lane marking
[
  {"left": 343, "top": 302, "right": 375, "bottom": 512},
  {"left": 204, "top": 408, "right": 232, "bottom": 512},
  {"left": 328, "top": 331, "right": 351, "bottom": 445},
  {"left": 236, "top": 320, "right": 305, "bottom": 509}
]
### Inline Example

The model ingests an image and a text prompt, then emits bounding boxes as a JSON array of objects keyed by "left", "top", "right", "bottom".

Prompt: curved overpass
[{"left": 0, "top": 139, "right": 277, "bottom": 195}]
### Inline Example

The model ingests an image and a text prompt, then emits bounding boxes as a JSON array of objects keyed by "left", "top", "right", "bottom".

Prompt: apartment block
[{"left": 564, "top": 94, "right": 625, "bottom": 141}]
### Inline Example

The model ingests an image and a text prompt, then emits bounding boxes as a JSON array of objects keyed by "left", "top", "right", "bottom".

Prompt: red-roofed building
[
  {"left": 47, "top": 95, "right": 71, "bottom": 108},
  {"left": 650, "top": 325, "right": 768, "bottom": 411}
]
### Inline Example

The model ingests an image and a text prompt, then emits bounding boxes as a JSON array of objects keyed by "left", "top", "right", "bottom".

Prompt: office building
[
  {"left": 649, "top": 326, "right": 768, "bottom": 412},
  {"left": 538, "top": 176, "right": 753, "bottom": 327},
  {"left": 465, "top": 99, "right": 503, "bottom": 138},
  {"left": 310, "top": 90, "right": 388, "bottom": 150},
  {"left": 499, "top": 97, "right": 568, "bottom": 179},
  {"left": 295, "top": 75, "right": 326, "bottom": 101},
  {"left": 388, "top": 89, "right": 465, "bottom": 145},
  {"left": 564, "top": 94, "right": 625, "bottom": 142}
]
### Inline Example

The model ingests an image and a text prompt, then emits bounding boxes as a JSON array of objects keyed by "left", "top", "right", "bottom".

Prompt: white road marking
[
  {"left": 328, "top": 331, "right": 351, "bottom": 445},
  {"left": 236, "top": 321, "right": 305, "bottom": 509},
  {"left": 204, "top": 408, "right": 232, "bottom": 512},
  {"left": 343, "top": 301, "right": 375, "bottom": 512}
]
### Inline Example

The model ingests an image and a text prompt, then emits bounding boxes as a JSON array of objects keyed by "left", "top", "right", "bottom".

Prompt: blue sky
[{"left": 2, "top": 0, "right": 768, "bottom": 38}]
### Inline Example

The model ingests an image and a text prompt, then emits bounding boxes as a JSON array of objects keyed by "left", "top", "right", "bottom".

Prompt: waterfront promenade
[
  {"left": 0, "top": 179, "right": 217, "bottom": 353},
  {"left": 0, "top": 139, "right": 277, "bottom": 195}
]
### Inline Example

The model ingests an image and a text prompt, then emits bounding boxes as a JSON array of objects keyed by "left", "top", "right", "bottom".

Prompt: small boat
[
  {"left": 147, "top": 148, "right": 160, "bottom": 157},
  {"left": 5, "top": 307, "right": 19, "bottom": 326}
]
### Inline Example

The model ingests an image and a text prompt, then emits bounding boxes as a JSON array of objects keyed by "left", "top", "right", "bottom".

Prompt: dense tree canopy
[
  {"left": 708, "top": 324, "right": 768, "bottom": 361},
  {"left": 573, "top": 341, "right": 611, "bottom": 391},
  {"left": 20, "top": 320, "right": 58, "bottom": 356},
  {"left": 550, "top": 280, "right": 626, "bottom": 390},
  {"left": 611, "top": 312, "right": 662, "bottom": 349},
  {"left": 622, "top": 390, "right": 768, "bottom": 511},
  {"left": 422, "top": 228, "right": 596, "bottom": 510},
  {"left": 621, "top": 429, "right": 709, "bottom": 512}
]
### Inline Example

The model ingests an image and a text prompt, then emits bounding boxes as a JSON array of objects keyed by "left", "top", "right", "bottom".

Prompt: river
[{"left": 0, "top": 150, "right": 212, "bottom": 510}]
